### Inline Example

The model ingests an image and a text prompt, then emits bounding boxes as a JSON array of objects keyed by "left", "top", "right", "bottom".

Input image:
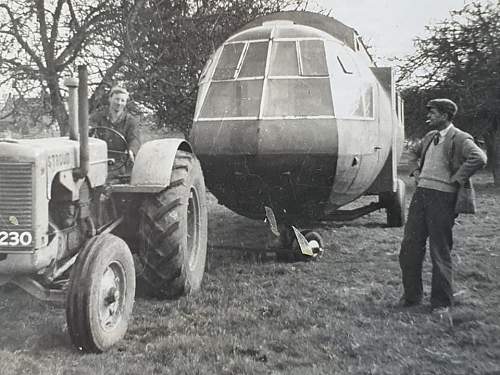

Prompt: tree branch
[
  {"left": 66, "top": 0, "right": 80, "bottom": 29},
  {"left": 35, "top": 0, "right": 52, "bottom": 64},
  {"left": 54, "top": 2, "right": 109, "bottom": 66},
  {"left": 49, "top": 0, "right": 66, "bottom": 55},
  {"left": 0, "top": 4, "right": 46, "bottom": 72}
]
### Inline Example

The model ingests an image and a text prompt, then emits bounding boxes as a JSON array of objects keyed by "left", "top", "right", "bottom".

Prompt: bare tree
[
  {"left": 0, "top": 0, "right": 301, "bottom": 136},
  {"left": 0, "top": 0, "right": 143, "bottom": 135}
]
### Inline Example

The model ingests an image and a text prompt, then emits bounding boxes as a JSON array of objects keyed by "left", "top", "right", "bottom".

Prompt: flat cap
[{"left": 426, "top": 98, "right": 458, "bottom": 118}]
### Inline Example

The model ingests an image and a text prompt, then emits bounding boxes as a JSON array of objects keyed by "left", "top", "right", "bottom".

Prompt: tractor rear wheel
[
  {"left": 66, "top": 234, "right": 135, "bottom": 353},
  {"left": 138, "top": 151, "right": 207, "bottom": 299}
]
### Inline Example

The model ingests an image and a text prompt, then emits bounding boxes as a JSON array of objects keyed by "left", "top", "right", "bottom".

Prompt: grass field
[{"left": 0, "top": 167, "right": 499, "bottom": 374}]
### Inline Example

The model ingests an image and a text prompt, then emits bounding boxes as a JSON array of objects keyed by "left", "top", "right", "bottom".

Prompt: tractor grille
[{"left": 0, "top": 162, "right": 33, "bottom": 251}]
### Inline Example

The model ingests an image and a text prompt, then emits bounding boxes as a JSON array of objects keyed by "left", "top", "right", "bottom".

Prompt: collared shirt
[
  {"left": 431, "top": 123, "right": 452, "bottom": 146},
  {"left": 89, "top": 106, "right": 141, "bottom": 155}
]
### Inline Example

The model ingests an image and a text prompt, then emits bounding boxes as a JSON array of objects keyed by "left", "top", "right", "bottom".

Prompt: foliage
[
  {"left": 398, "top": 1, "right": 500, "bottom": 141},
  {"left": 119, "top": 0, "right": 302, "bottom": 135}
]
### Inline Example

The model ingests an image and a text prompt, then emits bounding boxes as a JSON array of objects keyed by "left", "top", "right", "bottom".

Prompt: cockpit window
[
  {"left": 363, "top": 85, "right": 374, "bottom": 117},
  {"left": 268, "top": 40, "right": 328, "bottom": 77},
  {"left": 262, "top": 78, "right": 333, "bottom": 117},
  {"left": 199, "top": 30, "right": 335, "bottom": 119},
  {"left": 300, "top": 40, "right": 328, "bottom": 76},
  {"left": 238, "top": 42, "right": 268, "bottom": 78},
  {"left": 199, "top": 80, "right": 263, "bottom": 118},
  {"left": 331, "top": 76, "right": 374, "bottom": 119},
  {"left": 213, "top": 43, "right": 244, "bottom": 80},
  {"left": 269, "top": 41, "right": 299, "bottom": 76},
  {"left": 263, "top": 39, "right": 332, "bottom": 116},
  {"left": 324, "top": 41, "right": 374, "bottom": 119}
]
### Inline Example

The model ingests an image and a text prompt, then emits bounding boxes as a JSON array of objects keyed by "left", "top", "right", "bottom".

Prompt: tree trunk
[{"left": 47, "top": 78, "right": 69, "bottom": 136}]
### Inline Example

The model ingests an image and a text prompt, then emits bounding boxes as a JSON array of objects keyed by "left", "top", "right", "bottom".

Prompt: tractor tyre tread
[{"left": 138, "top": 151, "right": 207, "bottom": 300}]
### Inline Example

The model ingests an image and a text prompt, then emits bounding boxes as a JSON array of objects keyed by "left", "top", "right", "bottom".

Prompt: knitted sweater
[{"left": 418, "top": 140, "right": 458, "bottom": 193}]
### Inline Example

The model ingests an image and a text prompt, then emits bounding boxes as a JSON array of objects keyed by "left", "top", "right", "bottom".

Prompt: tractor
[{"left": 0, "top": 66, "right": 208, "bottom": 352}]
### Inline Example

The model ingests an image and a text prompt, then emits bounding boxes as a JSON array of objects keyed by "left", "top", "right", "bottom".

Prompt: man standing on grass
[{"left": 399, "top": 98, "right": 487, "bottom": 315}]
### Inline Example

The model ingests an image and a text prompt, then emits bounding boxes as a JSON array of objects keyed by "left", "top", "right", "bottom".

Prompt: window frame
[
  {"left": 195, "top": 26, "right": 344, "bottom": 121},
  {"left": 267, "top": 37, "right": 329, "bottom": 79}
]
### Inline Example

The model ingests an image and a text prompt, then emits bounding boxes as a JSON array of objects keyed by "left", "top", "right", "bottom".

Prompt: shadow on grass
[{"left": 0, "top": 285, "right": 71, "bottom": 352}]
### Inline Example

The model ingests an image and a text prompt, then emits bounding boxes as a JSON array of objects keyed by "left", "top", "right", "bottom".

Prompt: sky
[{"left": 306, "top": 0, "right": 491, "bottom": 64}]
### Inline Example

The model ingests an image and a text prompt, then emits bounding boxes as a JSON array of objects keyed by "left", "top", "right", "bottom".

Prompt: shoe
[
  {"left": 431, "top": 306, "right": 451, "bottom": 316},
  {"left": 397, "top": 296, "right": 422, "bottom": 308},
  {"left": 431, "top": 306, "right": 453, "bottom": 325}
]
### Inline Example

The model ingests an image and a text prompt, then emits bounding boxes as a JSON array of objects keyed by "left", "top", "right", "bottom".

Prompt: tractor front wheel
[{"left": 66, "top": 234, "right": 135, "bottom": 353}]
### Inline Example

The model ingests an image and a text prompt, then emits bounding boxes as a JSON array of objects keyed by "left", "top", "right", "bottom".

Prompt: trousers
[{"left": 399, "top": 187, "right": 457, "bottom": 308}]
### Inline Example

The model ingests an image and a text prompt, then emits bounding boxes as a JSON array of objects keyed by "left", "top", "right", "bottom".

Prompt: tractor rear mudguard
[{"left": 110, "top": 138, "right": 193, "bottom": 194}]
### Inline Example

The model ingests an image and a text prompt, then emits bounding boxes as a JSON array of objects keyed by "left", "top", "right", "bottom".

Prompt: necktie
[{"left": 433, "top": 132, "right": 440, "bottom": 145}]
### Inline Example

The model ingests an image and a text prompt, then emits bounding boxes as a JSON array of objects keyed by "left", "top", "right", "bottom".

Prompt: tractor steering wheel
[{"left": 89, "top": 126, "right": 131, "bottom": 171}]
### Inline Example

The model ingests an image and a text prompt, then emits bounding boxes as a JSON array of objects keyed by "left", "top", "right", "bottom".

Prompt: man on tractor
[{"left": 89, "top": 85, "right": 141, "bottom": 171}]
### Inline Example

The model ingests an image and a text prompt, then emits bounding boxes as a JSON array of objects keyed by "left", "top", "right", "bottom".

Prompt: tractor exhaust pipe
[
  {"left": 64, "top": 77, "right": 79, "bottom": 141},
  {"left": 76, "top": 65, "right": 89, "bottom": 178}
]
